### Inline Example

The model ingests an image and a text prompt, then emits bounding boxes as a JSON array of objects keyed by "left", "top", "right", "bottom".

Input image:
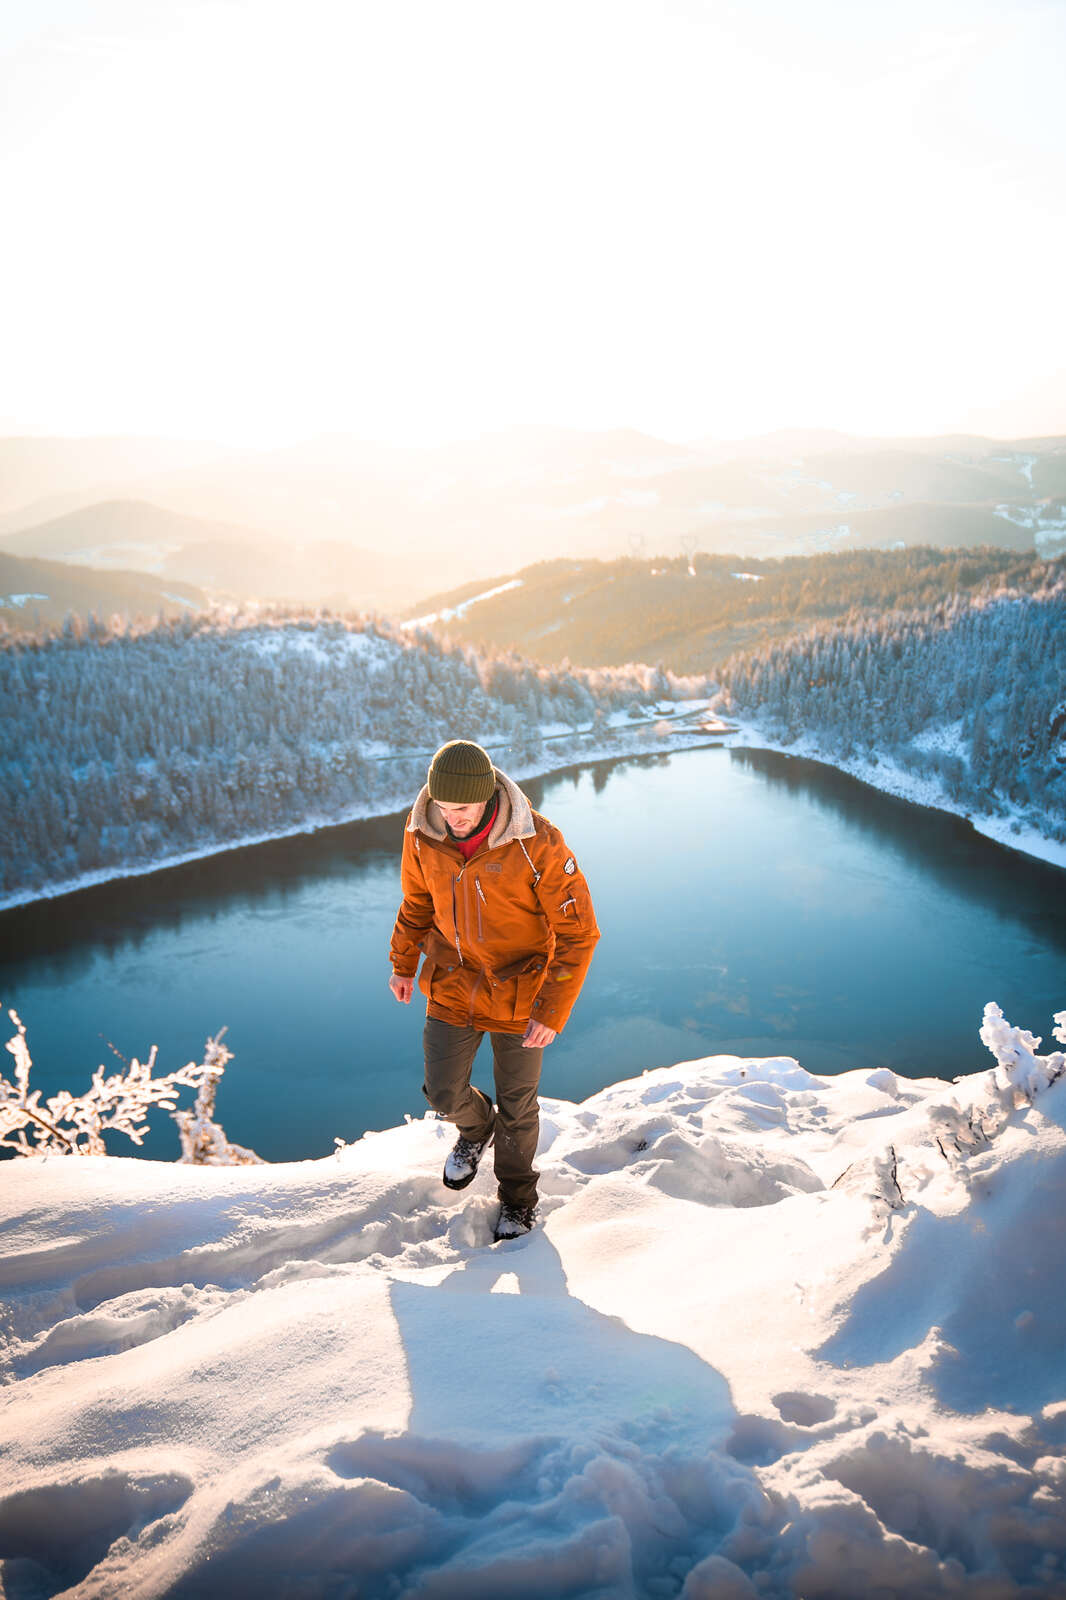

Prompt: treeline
[
  {"left": 718, "top": 582, "right": 1066, "bottom": 839},
  {"left": 1, "top": 610, "right": 703, "bottom": 899},
  {"left": 412, "top": 547, "right": 1061, "bottom": 673}
]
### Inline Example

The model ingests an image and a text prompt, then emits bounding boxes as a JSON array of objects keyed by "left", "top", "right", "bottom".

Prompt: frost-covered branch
[
  {"left": 1, "top": 1010, "right": 261, "bottom": 1162},
  {"left": 832, "top": 1002, "right": 1065, "bottom": 1225},
  {"left": 171, "top": 1030, "right": 263, "bottom": 1166},
  {"left": 979, "top": 1001, "right": 1066, "bottom": 1103}
]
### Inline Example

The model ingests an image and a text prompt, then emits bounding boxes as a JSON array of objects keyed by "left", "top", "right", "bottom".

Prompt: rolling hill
[
  {"left": 401, "top": 547, "right": 1063, "bottom": 673},
  {"left": 0, "top": 551, "right": 205, "bottom": 634},
  {"left": 0, "top": 500, "right": 430, "bottom": 613}
]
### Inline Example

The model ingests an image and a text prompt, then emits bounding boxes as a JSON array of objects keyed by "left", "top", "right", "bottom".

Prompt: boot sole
[{"left": 442, "top": 1129, "right": 494, "bottom": 1190}]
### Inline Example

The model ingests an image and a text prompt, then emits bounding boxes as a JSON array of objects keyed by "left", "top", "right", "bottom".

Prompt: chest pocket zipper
[{"left": 475, "top": 877, "right": 486, "bottom": 940}]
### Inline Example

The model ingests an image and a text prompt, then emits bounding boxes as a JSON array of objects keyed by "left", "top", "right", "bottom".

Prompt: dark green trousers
[{"left": 422, "top": 1016, "right": 542, "bottom": 1208}]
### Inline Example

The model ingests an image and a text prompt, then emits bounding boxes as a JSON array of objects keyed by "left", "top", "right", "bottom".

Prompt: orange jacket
[{"left": 390, "top": 768, "right": 600, "bottom": 1035}]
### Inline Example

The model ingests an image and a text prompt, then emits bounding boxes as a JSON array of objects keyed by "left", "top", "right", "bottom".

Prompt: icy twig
[
  {"left": 1, "top": 1010, "right": 260, "bottom": 1163},
  {"left": 172, "top": 1030, "right": 263, "bottom": 1166}
]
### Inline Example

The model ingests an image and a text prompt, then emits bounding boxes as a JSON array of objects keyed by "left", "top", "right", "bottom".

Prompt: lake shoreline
[
  {"left": 8, "top": 706, "right": 1064, "bottom": 914},
  {"left": 726, "top": 719, "right": 1066, "bottom": 875},
  {"left": 0, "top": 714, "right": 720, "bottom": 913}
]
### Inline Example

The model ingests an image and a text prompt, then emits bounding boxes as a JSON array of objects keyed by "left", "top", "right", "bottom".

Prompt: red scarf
[{"left": 454, "top": 794, "right": 499, "bottom": 861}]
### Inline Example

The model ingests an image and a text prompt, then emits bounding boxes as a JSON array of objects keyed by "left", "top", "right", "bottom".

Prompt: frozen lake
[{"left": 3, "top": 744, "right": 1065, "bottom": 1161}]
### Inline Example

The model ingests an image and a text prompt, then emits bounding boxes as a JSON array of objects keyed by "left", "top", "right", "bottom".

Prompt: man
[{"left": 389, "top": 739, "right": 599, "bottom": 1241}]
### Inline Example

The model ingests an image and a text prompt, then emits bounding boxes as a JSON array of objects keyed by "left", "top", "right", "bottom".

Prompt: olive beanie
[{"left": 427, "top": 740, "right": 496, "bottom": 804}]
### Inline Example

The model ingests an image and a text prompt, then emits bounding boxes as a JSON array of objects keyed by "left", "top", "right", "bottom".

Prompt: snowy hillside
[
  {"left": 720, "top": 582, "right": 1066, "bottom": 861},
  {"left": 2, "top": 1004, "right": 1064, "bottom": 1598},
  {"left": 397, "top": 548, "right": 1056, "bottom": 675},
  {"left": 0, "top": 614, "right": 710, "bottom": 907}
]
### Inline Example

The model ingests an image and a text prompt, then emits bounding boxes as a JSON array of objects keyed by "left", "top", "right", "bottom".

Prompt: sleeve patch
[{"left": 564, "top": 857, "right": 576, "bottom": 874}]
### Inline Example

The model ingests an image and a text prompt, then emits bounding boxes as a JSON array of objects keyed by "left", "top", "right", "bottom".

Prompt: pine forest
[{"left": 0, "top": 612, "right": 703, "bottom": 900}]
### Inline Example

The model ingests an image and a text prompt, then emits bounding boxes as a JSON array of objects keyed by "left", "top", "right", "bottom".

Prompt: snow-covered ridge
[
  {"left": 2, "top": 1004, "right": 1064, "bottom": 1597},
  {"left": 402, "top": 577, "right": 524, "bottom": 630}
]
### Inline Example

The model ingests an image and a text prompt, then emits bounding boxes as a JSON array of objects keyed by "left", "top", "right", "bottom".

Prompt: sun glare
[{"left": 1, "top": 0, "right": 1064, "bottom": 445}]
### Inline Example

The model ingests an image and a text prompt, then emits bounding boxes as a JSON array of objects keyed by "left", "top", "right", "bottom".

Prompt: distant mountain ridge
[
  {"left": 0, "top": 436, "right": 227, "bottom": 520},
  {"left": 1, "top": 427, "right": 1063, "bottom": 614},
  {"left": 0, "top": 499, "right": 432, "bottom": 613},
  {"left": 1, "top": 499, "right": 266, "bottom": 566}
]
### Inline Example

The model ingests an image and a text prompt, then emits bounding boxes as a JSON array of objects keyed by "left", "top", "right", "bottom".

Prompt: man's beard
[{"left": 445, "top": 793, "right": 497, "bottom": 841}]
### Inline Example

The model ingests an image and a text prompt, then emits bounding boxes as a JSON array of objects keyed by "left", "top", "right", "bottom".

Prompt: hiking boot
[
  {"left": 493, "top": 1201, "right": 537, "bottom": 1241},
  {"left": 443, "top": 1129, "right": 494, "bottom": 1191}
]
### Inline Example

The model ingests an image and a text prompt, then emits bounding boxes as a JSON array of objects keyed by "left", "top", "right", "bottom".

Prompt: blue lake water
[{"left": 2, "top": 745, "right": 1064, "bottom": 1162}]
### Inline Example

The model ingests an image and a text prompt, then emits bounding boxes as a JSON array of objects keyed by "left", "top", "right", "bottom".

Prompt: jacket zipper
[
  {"left": 475, "top": 877, "right": 486, "bottom": 940},
  {"left": 451, "top": 874, "right": 464, "bottom": 965}
]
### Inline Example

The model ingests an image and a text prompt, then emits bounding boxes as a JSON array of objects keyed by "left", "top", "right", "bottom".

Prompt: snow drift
[{"left": 1, "top": 1004, "right": 1065, "bottom": 1599}]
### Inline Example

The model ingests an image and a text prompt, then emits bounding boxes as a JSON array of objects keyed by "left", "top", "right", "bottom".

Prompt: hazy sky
[{"left": 2, "top": 0, "right": 1064, "bottom": 447}]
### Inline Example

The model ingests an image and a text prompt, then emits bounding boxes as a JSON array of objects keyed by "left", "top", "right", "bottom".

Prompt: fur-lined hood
[{"left": 407, "top": 766, "right": 536, "bottom": 848}]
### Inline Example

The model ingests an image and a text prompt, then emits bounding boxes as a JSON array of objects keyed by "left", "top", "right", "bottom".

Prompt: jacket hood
[{"left": 408, "top": 766, "right": 536, "bottom": 848}]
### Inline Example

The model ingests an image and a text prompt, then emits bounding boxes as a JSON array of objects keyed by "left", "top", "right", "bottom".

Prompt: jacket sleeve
[
  {"left": 389, "top": 825, "right": 437, "bottom": 976},
  {"left": 528, "top": 823, "right": 600, "bottom": 1032}
]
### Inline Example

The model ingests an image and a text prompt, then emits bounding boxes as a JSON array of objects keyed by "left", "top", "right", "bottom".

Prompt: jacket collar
[{"left": 408, "top": 766, "right": 536, "bottom": 847}]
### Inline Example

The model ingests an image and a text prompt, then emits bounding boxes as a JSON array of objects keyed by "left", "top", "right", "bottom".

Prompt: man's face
[{"left": 436, "top": 800, "right": 486, "bottom": 839}]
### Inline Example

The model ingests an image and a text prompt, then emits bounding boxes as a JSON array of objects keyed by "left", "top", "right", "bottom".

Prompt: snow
[
  {"left": 240, "top": 627, "right": 400, "bottom": 666},
  {"left": 908, "top": 720, "right": 966, "bottom": 758},
  {"left": 2, "top": 1004, "right": 1064, "bottom": 1596},
  {"left": 1036, "top": 515, "right": 1066, "bottom": 553},
  {"left": 730, "top": 573, "right": 763, "bottom": 583},
  {"left": 989, "top": 454, "right": 1039, "bottom": 489},
  {"left": 0, "top": 592, "right": 49, "bottom": 607},
  {"left": 994, "top": 504, "right": 1037, "bottom": 529},
  {"left": 993, "top": 503, "right": 1065, "bottom": 549},
  {"left": 403, "top": 579, "right": 524, "bottom": 630}
]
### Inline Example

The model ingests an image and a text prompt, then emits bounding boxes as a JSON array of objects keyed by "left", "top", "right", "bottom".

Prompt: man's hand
[
  {"left": 389, "top": 973, "right": 414, "bottom": 1004},
  {"left": 522, "top": 1020, "right": 557, "bottom": 1049}
]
